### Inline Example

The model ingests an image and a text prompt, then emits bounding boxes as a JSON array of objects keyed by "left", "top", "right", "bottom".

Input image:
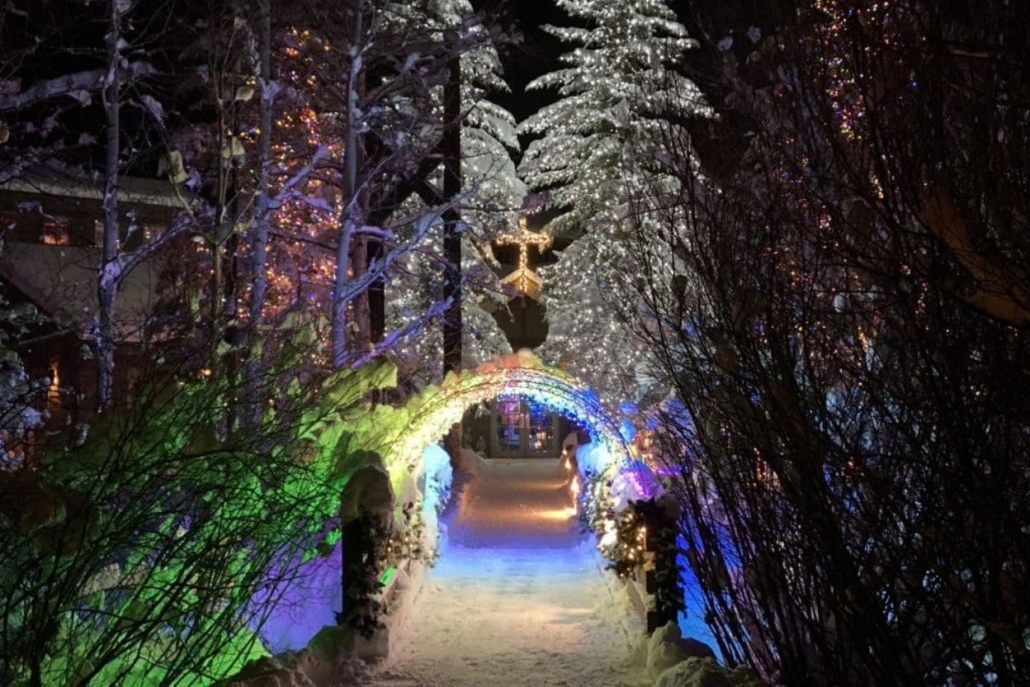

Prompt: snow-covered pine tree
[
  {"left": 519, "top": 0, "right": 705, "bottom": 235},
  {"left": 383, "top": 0, "right": 521, "bottom": 385},
  {"left": 519, "top": 0, "right": 709, "bottom": 406},
  {"left": 386, "top": 230, "right": 512, "bottom": 388}
]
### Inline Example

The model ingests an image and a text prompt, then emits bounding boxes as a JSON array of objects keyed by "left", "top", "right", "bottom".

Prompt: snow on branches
[{"left": 523, "top": 0, "right": 709, "bottom": 408}]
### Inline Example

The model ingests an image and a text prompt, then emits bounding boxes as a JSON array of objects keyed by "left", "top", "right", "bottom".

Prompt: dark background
[{"left": 472, "top": 0, "right": 575, "bottom": 122}]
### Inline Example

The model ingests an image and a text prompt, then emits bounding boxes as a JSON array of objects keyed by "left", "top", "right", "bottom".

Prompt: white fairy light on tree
[
  {"left": 380, "top": 0, "right": 523, "bottom": 385},
  {"left": 385, "top": 228, "right": 513, "bottom": 387},
  {"left": 519, "top": 0, "right": 710, "bottom": 407}
]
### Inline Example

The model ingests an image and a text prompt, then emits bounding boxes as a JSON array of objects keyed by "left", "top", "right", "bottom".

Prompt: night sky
[
  {"left": 472, "top": 0, "right": 575, "bottom": 121},
  {"left": 479, "top": 0, "right": 705, "bottom": 122}
]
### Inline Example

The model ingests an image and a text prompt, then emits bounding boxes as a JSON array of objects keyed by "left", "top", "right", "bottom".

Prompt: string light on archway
[{"left": 385, "top": 351, "right": 660, "bottom": 505}]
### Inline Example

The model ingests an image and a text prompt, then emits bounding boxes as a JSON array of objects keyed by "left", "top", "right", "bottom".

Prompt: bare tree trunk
[
  {"left": 332, "top": 0, "right": 364, "bottom": 369},
  {"left": 368, "top": 238, "right": 384, "bottom": 342},
  {"left": 96, "top": 0, "right": 122, "bottom": 413},
  {"left": 352, "top": 234, "right": 371, "bottom": 353},
  {"left": 442, "top": 45, "right": 462, "bottom": 462},
  {"left": 333, "top": 221, "right": 354, "bottom": 368},
  {"left": 249, "top": 0, "right": 272, "bottom": 327},
  {"left": 211, "top": 240, "right": 223, "bottom": 347},
  {"left": 210, "top": 105, "right": 233, "bottom": 367},
  {"left": 336, "top": 0, "right": 365, "bottom": 620},
  {"left": 245, "top": 0, "right": 274, "bottom": 425}
]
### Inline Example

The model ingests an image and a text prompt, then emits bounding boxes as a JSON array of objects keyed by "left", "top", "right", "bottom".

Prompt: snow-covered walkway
[{"left": 374, "top": 456, "right": 649, "bottom": 687}]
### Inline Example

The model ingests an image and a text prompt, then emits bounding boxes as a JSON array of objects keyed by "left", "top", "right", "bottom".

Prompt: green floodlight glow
[{"left": 380, "top": 566, "right": 397, "bottom": 586}]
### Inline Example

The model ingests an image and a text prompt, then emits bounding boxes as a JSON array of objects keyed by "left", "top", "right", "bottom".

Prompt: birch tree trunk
[
  {"left": 210, "top": 73, "right": 234, "bottom": 369},
  {"left": 96, "top": 0, "right": 122, "bottom": 412},
  {"left": 249, "top": 0, "right": 272, "bottom": 330},
  {"left": 332, "top": 0, "right": 364, "bottom": 369},
  {"left": 244, "top": 0, "right": 274, "bottom": 425}
]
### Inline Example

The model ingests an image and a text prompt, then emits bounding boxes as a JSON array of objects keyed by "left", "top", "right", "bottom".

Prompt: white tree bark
[
  {"left": 249, "top": 0, "right": 273, "bottom": 332},
  {"left": 332, "top": 0, "right": 365, "bottom": 369},
  {"left": 242, "top": 0, "right": 275, "bottom": 426},
  {"left": 96, "top": 0, "right": 123, "bottom": 412}
]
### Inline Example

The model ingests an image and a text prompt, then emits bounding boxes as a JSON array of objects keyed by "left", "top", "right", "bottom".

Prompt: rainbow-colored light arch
[{"left": 385, "top": 350, "right": 655, "bottom": 496}]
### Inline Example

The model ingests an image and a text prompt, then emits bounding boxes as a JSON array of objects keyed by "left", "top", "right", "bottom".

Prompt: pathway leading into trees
[{"left": 373, "top": 455, "right": 649, "bottom": 687}]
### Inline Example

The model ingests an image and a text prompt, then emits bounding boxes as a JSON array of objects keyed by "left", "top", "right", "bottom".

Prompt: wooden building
[{"left": 0, "top": 170, "right": 180, "bottom": 433}]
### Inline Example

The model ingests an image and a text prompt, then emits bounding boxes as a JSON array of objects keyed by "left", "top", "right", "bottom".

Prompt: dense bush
[
  {"left": 0, "top": 356, "right": 398, "bottom": 687},
  {"left": 620, "top": 1, "right": 1030, "bottom": 684}
]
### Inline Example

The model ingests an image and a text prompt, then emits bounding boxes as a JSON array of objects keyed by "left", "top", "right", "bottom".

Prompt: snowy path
[{"left": 374, "top": 457, "right": 649, "bottom": 687}]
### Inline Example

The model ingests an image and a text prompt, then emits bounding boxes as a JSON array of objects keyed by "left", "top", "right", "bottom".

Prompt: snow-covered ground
[{"left": 373, "top": 456, "right": 650, "bottom": 687}]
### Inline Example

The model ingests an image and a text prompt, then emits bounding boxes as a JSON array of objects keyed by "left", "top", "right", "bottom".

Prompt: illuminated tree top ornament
[
  {"left": 496, "top": 217, "right": 553, "bottom": 300},
  {"left": 384, "top": 349, "right": 659, "bottom": 501}
]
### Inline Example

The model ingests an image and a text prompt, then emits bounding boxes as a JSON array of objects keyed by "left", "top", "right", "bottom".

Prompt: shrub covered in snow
[
  {"left": 647, "top": 621, "right": 717, "bottom": 680},
  {"left": 654, "top": 657, "right": 765, "bottom": 687},
  {"left": 419, "top": 444, "right": 454, "bottom": 515},
  {"left": 0, "top": 357, "right": 404, "bottom": 686},
  {"left": 0, "top": 297, "right": 51, "bottom": 471},
  {"left": 575, "top": 440, "right": 613, "bottom": 480}
]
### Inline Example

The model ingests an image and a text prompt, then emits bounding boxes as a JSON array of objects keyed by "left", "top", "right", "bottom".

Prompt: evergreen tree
[
  {"left": 383, "top": 0, "right": 521, "bottom": 385},
  {"left": 385, "top": 231, "right": 512, "bottom": 388},
  {"left": 519, "top": 0, "right": 708, "bottom": 405}
]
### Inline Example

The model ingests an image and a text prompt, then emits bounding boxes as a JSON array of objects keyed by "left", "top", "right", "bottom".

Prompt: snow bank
[
  {"left": 609, "top": 469, "right": 637, "bottom": 511},
  {"left": 456, "top": 446, "right": 486, "bottom": 481},
  {"left": 642, "top": 622, "right": 762, "bottom": 687},
  {"left": 416, "top": 444, "right": 453, "bottom": 553},
  {"left": 254, "top": 544, "right": 342, "bottom": 653},
  {"left": 449, "top": 448, "right": 485, "bottom": 521},
  {"left": 653, "top": 657, "right": 764, "bottom": 687},
  {"left": 225, "top": 639, "right": 372, "bottom": 687},
  {"left": 419, "top": 444, "right": 453, "bottom": 514},
  {"left": 646, "top": 621, "right": 716, "bottom": 680},
  {"left": 576, "top": 440, "right": 613, "bottom": 479}
]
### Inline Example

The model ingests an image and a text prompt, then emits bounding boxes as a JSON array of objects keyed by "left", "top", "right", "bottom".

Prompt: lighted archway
[
  {"left": 385, "top": 350, "right": 659, "bottom": 504},
  {"left": 256, "top": 351, "right": 662, "bottom": 653}
]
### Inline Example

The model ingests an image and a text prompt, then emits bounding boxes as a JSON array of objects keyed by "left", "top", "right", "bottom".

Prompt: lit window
[{"left": 42, "top": 219, "right": 70, "bottom": 245}]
